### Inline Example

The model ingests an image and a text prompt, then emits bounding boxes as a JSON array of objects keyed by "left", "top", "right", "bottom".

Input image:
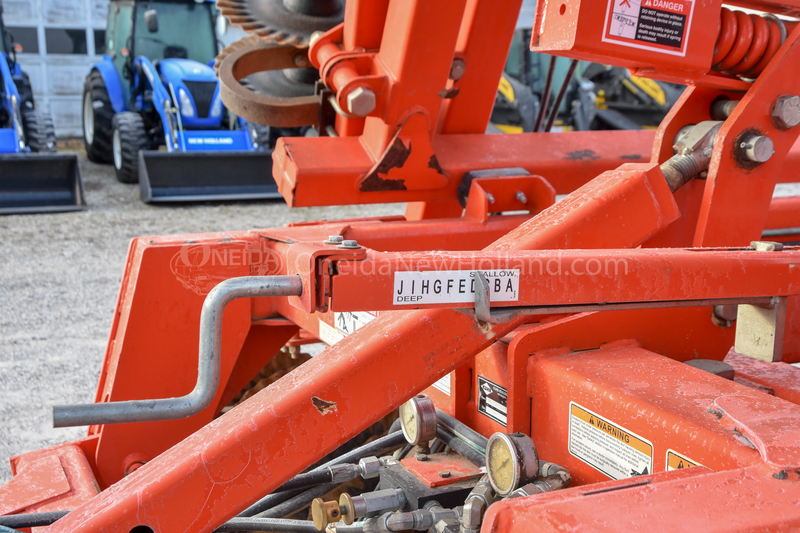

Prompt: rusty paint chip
[
  {"left": 312, "top": 397, "right": 338, "bottom": 415},
  {"left": 620, "top": 154, "right": 642, "bottom": 160},
  {"left": 359, "top": 137, "right": 411, "bottom": 192},
  {"left": 564, "top": 149, "right": 601, "bottom": 161},
  {"left": 437, "top": 87, "right": 460, "bottom": 99},
  {"left": 428, "top": 155, "right": 446, "bottom": 176}
]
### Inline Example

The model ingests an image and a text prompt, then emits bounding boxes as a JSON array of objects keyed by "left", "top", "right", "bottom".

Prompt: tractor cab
[
  {"left": 106, "top": 0, "right": 219, "bottom": 124},
  {"left": 84, "top": 0, "right": 281, "bottom": 198}
]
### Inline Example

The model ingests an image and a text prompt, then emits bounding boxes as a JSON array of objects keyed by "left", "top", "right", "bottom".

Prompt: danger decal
[
  {"left": 568, "top": 402, "right": 654, "bottom": 480},
  {"left": 603, "top": 0, "right": 694, "bottom": 56}
]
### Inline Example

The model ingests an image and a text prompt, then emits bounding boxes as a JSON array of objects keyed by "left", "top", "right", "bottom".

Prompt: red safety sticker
[{"left": 602, "top": 0, "right": 694, "bottom": 56}]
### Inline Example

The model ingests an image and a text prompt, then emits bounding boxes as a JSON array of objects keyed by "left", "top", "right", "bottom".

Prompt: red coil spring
[{"left": 712, "top": 7, "right": 788, "bottom": 77}]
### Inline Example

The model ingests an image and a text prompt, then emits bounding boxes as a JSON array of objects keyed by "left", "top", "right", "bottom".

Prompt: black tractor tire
[
  {"left": 21, "top": 110, "right": 56, "bottom": 153},
  {"left": 247, "top": 121, "right": 271, "bottom": 150},
  {"left": 111, "top": 112, "right": 148, "bottom": 184},
  {"left": 83, "top": 70, "right": 115, "bottom": 163}
]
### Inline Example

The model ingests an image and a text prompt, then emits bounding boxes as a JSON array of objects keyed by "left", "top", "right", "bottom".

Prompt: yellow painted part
[
  {"left": 498, "top": 76, "right": 515, "bottom": 103},
  {"left": 495, "top": 124, "right": 524, "bottom": 134},
  {"left": 630, "top": 76, "right": 666, "bottom": 106},
  {"left": 595, "top": 90, "right": 608, "bottom": 110}
]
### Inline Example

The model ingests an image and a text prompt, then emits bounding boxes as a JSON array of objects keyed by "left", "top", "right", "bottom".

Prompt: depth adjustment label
[
  {"left": 568, "top": 402, "right": 653, "bottom": 480},
  {"left": 393, "top": 270, "right": 519, "bottom": 305},
  {"left": 603, "top": 0, "right": 694, "bottom": 56},
  {"left": 477, "top": 376, "right": 508, "bottom": 426}
]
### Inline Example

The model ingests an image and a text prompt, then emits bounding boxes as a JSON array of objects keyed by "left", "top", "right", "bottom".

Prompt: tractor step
[
  {"left": 0, "top": 153, "right": 86, "bottom": 215},
  {"left": 138, "top": 150, "right": 280, "bottom": 203}
]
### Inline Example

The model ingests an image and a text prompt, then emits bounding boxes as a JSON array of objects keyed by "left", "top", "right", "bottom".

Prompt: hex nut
[
  {"left": 359, "top": 456, "right": 381, "bottom": 479},
  {"left": 772, "top": 95, "right": 800, "bottom": 130},
  {"left": 346, "top": 87, "right": 377, "bottom": 117}
]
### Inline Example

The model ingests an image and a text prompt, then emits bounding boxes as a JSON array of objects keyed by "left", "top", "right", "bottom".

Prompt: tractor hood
[
  {"left": 158, "top": 58, "right": 216, "bottom": 84},
  {"left": 158, "top": 58, "right": 222, "bottom": 128}
]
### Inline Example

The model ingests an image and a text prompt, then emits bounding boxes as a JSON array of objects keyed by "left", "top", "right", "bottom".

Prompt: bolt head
[
  {"left": 439, "top": 470, "right": 451, "bottom": 478},
  {"left": 324, "top": 235, "right": 344, "bottom": 245},
  {"left": 416, "top": 453, "right": 428, "bottom": 462},
  {"left": 338, "top": 240, "right": 361, "bottom": 249},
  {"left": 309, "top": 31, "right": 324, "bottom": 48},
  {"left": 346, "top": 87, "right": 376, "bottom": 117},
  {"left": 772, "top": 95, "right": 800, "bottom": 130},
  {"left": 741, "top": 135, "right": 774, "bottom": 163},
  {"left": 294, "top": 53, "right": 309, "bottom": 67},
  {"left": 449, "top": 58, "right": 466, "bottom": 81}
]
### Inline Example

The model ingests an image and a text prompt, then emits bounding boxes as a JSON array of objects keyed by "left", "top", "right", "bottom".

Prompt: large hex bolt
[
  {"left": 740, "top": 135, "right": 774, "bottom": 163},
  {"left": 772, "top": 95, "right": 800, "bottom": 130},
  {"left": 346, "top": 86, "right": 377, "bottom": 117}
]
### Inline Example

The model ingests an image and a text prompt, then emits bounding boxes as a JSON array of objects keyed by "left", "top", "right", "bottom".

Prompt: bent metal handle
[
  {"left": 217, "top": 38, "right": 320, "bottom": 128},
  {"left": 52, "top": 276, "right": 303, "bottom": 427}
]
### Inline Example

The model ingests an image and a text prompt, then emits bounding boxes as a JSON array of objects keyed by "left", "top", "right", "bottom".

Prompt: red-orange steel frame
[{"left": 3, "top": 0, "right": 800, "bottom": 531}]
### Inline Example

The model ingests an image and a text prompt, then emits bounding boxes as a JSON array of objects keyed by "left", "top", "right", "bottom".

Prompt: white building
[{"left": 4, "top": 0, "right": 108, "bottom": 137}]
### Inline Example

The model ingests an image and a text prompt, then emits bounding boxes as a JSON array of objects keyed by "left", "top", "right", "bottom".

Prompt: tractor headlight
[
  {"left": 178, "top": 88, "right": 195, "bottom": 118},
  {"left": 210, "top": 95, "right": 223, "bottom": 118}
]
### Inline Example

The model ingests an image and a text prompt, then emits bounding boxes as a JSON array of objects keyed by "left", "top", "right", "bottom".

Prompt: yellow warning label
[
  {"left": 666, "top": 449, "right": 701, "bottom": 471},
  {"left": 569, "top": 402, "right": 653, "bottom": 480},
  {"left": 498, "top": 76, "right": 515, "bottom": 103}
]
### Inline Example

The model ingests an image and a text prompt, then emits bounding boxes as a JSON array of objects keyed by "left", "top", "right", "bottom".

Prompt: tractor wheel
[
  {"left": 247, "top": 121, "right": 271, "bottom": 150},
  {"left": 21, "top": 110, "right": 56, "bottom": 153},
  {"left": 83, "top": 70, "right": 115, "bottom": 163},
  {"left": 111, "top": 112, "right": 148, "bottom": 184}
]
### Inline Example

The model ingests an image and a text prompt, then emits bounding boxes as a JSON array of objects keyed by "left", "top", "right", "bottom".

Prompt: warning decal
[
  {"left": 666, "top": 449, "right": 702, "bottom": 471},
  {"left": 432, "top": 374, "right": 451, "bottom": 396},
  {"left": 568, "top": 402, "right": 653, "bottom": 480},
  {"left": 477, "top": 376, "right": 508, "bottom": 426},
  {"left": 602, "top": 0, "right": 694, "bottom": 56},
  {"left": 319, "top": 311, "right": 377, "bottom": 346}
]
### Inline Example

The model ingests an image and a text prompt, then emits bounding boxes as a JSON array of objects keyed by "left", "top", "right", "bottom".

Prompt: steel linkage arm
[{"left": 53, "top": 276, "right": 302, "bottom": 427}]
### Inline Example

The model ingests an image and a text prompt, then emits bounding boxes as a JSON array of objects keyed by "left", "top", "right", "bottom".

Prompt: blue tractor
[
  {"left": 82, "top": 0, "right": 278, "bottom": 202},
  {"left": 0, "top": 1, "right": 84, "bottom": 214}
]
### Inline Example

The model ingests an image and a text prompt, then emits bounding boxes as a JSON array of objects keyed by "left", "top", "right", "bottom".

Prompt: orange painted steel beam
[
  {"left": 327, "top": 247, "right": 800, "bottom": 312},
  {"left": 273, "top": 130, "right": 657, "bottom": 207},
  {"left": 766, "top": 196, "right": 800, "bottom": 230}
]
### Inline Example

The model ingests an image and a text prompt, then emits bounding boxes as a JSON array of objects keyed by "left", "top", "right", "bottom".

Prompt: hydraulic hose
[
  {"left": 435, "top": 409, "right": 487, "bottom": 453},
  {"left": 240, "top": 430, "right": 406, "bottom": 517}
]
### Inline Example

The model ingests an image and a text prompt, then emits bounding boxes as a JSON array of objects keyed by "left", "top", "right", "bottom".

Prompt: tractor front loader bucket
[
  {"left": 138, "top": 150, "right": 280, "bottom": 203},
  {"left": 0, "top": 153, "right": 85, "bottom": 215}
]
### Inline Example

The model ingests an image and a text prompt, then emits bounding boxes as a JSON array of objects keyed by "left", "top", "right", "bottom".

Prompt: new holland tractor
[
  {"left": 0, "top": 1, "right": 84, "bottom": 214},
  {"left": 81, "top": 0, "right": 280, "bottom": 203}
]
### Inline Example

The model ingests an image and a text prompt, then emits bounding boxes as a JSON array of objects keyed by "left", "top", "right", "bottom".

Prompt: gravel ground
[
  {"left": 0, "top": 148, "right": 403, "bottom": 484},
  {"left": 0, "top": 149, "right": 798, "bottom": 486}
]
